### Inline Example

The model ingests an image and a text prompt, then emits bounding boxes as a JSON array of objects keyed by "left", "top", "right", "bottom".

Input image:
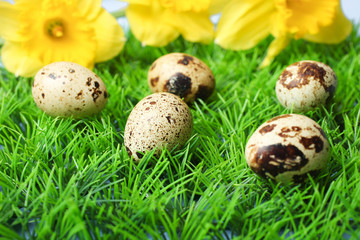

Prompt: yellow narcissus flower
[
  {"left": 0, "top": 0, "right": 126, "bottom": 77},
  {"left": 215, "top": 0, "right": 353, "bottom": 67},
  {"left": 124, "top": 0, "right": 223, "bottom": 47}
]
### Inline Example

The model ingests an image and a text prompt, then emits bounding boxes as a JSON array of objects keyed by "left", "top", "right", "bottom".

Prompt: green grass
[{"left": 0, "top": 27, "right": 359, "bottom": 239}]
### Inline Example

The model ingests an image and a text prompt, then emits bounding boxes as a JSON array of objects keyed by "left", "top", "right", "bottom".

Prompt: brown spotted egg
[
  {"left": 276, "top": 60, "right": 337, "bottom": 112},
  {"left": 32, "top": 62, "right": 108, "bottom": 118},
  {"left": 245, "top": 114, "right": 330, "bottom": 184},
  {"left": 124, "top": 92, "right": 193, "bottom": 162},
  {"left": 148, "top": 53, "right": 215, "bottom": 103}
]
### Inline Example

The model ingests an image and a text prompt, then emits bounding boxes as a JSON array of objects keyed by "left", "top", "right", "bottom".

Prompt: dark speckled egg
[
  {"left": 32, "top": 61, "right": 108, "bottom": 118},
  {"left": 124, "top": 92, "right": 193, "bottom": 162},
  {"left": 276, "top": 60, "right": 337, "bottom": 112},
  {"left": 245, "top": 114, "right": 330, "bottom": 184},
  {"left": 147, "top": 53, "right": 215, "bottom": 103}
]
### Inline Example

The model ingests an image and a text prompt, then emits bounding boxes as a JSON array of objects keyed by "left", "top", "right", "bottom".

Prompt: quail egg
[
  {"left": 147, "top": 53, "right": 215, "bottom": 103},
  {"left": 245, "top": 114, "right": 330, "bottom": 184},
  {"left": 124, "top": 92, "right": 193, "bottom": 162},
  {"left": 32, "top": 61, "right": 108, "bottom": 118},
  {"left": 276, "top": 60, "right": 337, "bottom": 112}
]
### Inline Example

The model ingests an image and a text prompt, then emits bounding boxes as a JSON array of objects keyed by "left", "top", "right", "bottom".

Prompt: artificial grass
[{"left": 0, "top": 27, "right": 359, "bottom": 239}]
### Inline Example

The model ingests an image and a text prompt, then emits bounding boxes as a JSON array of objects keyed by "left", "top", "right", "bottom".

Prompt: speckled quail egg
[
  {"left": 32, "top": 61, "right": 108, "bottom": 118},
  {"left": 147, "top": 53, "right": 215, "bottom": 103},
  {"left": 245, "top": 114, "right": 330, "bottom": 184},
  {"left": 276, "top": 60, "right": 337, "bottom": 112},
  {"left": 124, "top": 92, "right": 193, "bottom": 162}
]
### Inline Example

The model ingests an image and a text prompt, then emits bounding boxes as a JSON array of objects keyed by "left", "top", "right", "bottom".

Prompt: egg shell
[
  {"left": 147, "top": 53, "right": 215, "bottom": 103},
  {"left": 245, "top": 114, "right": 330, "bottom": 184},
  {"left": 276, "top": 60, "right": 337, "bottom": 112},
  {"left": 124, "top": 92, "right": 193, "bottom": 162},
  {"left": 32, "top": 62, "right": 108, "bottom": 118}
]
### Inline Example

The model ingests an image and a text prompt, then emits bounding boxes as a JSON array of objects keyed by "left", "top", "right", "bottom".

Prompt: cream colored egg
[
  {"left": 245, "top": 114, "right": 330, "bottom": 184},
  {"left": 276, "top": 60, "right": 337, "bottom": 112},
  {"left": 148, "top": 53, "right": 215, "bottom": 103},
  {"left": 32, "top": 62, "right": 108, "bottom": 118},
  {"left": 124, "top": 92, "right": 193, "bottom": 162}
]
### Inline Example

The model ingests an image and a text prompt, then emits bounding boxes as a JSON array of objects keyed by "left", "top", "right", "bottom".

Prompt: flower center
[{"left": 46, "top": 20, "right": 65, "bottom": 38}]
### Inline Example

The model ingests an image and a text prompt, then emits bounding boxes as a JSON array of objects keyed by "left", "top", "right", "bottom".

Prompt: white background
[{"left": 340, "top": 0, "right": 360, "bottom": 23}]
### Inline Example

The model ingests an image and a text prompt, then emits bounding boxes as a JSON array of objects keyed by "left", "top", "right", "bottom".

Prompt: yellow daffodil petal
[
  {"left": 168, "top": 11, "right": 214, "bottom": 44},
  {"left": 161, "top": 0, "right": 210, "bottom": 12},
  {"left": 303, "top": 5, "right": 352, "bottom": 44},
  {"left": 126, "top": 0, "right": 215, "bottom": 46},
  {"left": 1, "top": 42, "right": 43, "bottom": 77},
  {"left": 126, "top": 3, "right": 179, "bottom": 46},
  {"left": 260, "top": 35, "right": 290, "bottom": 68},
  {"left": 78, "top": 0, "right": 102, "bottom": 21},
  {"left": 270, "top": 1, "right": 289, "bottom": 38},
  {"left": 0, "top": 0, "right": 124, "bottom": 77},
  {"left": 280, "top": 0, "right": 338, "bottom": 38},
  {"left": 0, "top": 1, "right": 21, "bottom": 41},
  {"left": 215, "top": 0, "right": 274, "bottom": 50},
  {"left": 93, "top": 9, "right": 126, "bottom": 62},
  {"left": 209, "top": 0, "right": 227, "bottom": 14},
  {"left": 124, "top": 0, "right": 150, "bottom": 5},
  {"left": 215, "top": 0, "right": 351, "bottom": 68},
  {"left": 20, "top": 4, "right": 97, "bottom": 68}
]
